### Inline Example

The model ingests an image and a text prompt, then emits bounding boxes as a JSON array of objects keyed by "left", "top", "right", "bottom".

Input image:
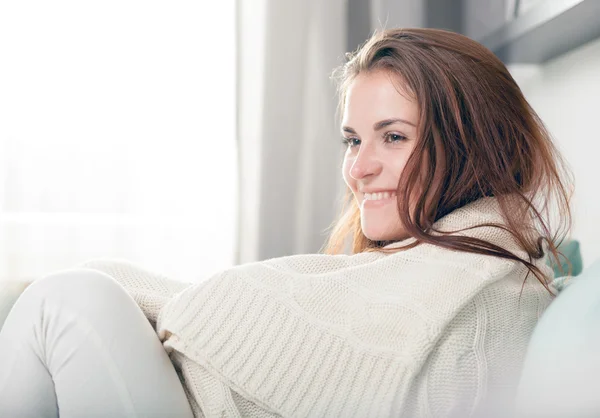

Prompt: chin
[
  {"left": 362, "top": 223, "right": 407, "bottom": 243},
  {"left": 363, "top": 229, "right": 401, "bottom": 242}
]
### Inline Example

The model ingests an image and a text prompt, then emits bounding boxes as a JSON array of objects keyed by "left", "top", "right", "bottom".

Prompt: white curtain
[
  {"left": 237, "top": 0, "right": 348, "bottom": 263},
  {"left": 0, "top": 1, "right": 237, "bottom": 283}
]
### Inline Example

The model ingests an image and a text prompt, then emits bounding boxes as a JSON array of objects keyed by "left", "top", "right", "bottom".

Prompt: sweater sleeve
[
  {"left": 76, "top": 258, "right": 192, "bottom": 327},
  {"left": 156, "top": 258, "right": 421, "bottom": 417}
]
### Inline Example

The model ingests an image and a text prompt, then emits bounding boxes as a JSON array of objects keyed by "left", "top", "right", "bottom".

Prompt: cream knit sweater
[{"left": 79, "top": 198, "right": 554, "bottom": 418}]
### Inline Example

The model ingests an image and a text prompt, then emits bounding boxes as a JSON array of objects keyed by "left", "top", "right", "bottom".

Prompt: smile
[{"left": 363, "top": 191, "right": 397, "bottom": 201}]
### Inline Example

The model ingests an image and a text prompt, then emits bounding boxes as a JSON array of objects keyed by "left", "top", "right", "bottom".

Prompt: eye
[
  {"left": 342, "top": 137, "right": 361, "bottom": 148},
  {"left": 385, "top": 133, "right": 407, "bottom": 143}
]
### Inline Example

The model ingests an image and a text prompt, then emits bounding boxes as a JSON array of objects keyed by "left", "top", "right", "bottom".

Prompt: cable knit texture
[{"left": 78, "top": 198, "right": 555, "bottom": 417}]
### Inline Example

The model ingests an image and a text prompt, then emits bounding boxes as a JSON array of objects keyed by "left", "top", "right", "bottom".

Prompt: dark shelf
[{"left": 479, "top": 0, "right": 600, "bottom": 64}]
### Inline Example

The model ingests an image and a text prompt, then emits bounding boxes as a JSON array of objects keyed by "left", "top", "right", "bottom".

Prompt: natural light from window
[{"left": 0, "top": 1, "right": 237, "bottom": 282}]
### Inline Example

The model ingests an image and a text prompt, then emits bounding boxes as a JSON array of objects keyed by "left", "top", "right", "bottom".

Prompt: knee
[{"left": 21, "top": 268, "right": 128, "bottom": 308}]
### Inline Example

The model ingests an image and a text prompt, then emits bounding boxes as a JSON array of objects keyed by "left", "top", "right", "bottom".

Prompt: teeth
[{"left": 364, "top": 192, "right": 396, "bottom": 201}]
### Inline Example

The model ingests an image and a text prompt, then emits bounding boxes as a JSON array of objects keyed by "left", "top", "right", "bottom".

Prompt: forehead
[{"left": 342, "top": 70, "right": 418, "bottom": 126}]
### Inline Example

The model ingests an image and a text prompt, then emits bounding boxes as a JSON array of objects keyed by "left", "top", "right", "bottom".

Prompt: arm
[{"left": 76, "top": 258, "right": 192, "bottom": 327}]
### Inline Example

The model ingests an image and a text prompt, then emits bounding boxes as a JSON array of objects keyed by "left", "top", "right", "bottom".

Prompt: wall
[
  {"left": 347, "top": 0, "right": 372, "bottom": 52},
  {"left": 462, "top": 0, "right": 508, "bottom": 40},
  {"left": 510, "top": 36, "right": 600, "bottom": 268},
  {"left": 370, "top": 0, "right": 424, "bottom": 29}
]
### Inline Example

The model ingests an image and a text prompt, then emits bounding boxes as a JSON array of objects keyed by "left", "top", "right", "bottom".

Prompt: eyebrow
[{"left": 342, "top": 118, "right": 416, "bottom": 134}]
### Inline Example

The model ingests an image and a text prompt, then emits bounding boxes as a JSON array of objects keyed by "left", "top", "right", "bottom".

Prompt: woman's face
[{"left": 342, "top": 70, "right": 419, "bottom": 242}]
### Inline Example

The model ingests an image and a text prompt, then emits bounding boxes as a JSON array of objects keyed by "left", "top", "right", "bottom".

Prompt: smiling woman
[
  {"left": 0, "top": 27, "right": 574, "bottom": 418},
  {"left": 326, "top": 29, "right": 571, "bottom": 283}
]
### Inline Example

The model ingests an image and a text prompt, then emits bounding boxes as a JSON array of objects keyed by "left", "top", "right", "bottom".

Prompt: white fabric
[{"left": 79, "top": 197, "right": 554, "bottom": 417}]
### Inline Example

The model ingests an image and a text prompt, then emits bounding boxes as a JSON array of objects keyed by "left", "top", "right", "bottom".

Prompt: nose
[{"left": 349, "top": 143, "right": 382, "bottom": 180}]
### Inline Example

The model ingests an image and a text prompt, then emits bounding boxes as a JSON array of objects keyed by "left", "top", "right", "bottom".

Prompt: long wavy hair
[{"left": 324, "top": 28, "right": 573, "bottom": 289}]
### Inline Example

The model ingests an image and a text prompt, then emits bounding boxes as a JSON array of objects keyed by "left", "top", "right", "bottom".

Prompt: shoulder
[{"left": 408, "top": 265, "right": 550, "bottom": 416}]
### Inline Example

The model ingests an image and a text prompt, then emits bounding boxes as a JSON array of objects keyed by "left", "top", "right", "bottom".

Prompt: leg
[{"left": 0, "top": 268, "right": 194, "bottom": 418}]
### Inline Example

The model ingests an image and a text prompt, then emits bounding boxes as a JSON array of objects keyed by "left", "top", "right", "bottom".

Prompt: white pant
[{"left": 0, "top": 269, "right": 194, "bottom": 418}]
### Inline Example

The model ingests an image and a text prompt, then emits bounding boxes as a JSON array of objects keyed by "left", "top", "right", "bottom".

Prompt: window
[{"left": 0, "top": 1, "right": 237, "bottom": 282}]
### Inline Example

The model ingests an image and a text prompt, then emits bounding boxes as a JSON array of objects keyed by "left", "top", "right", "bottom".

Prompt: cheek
[
  {"left": 382, "top": 159, "right": 407, "bottom": 194},
  {"left": 391, "top": 152, "right": 412, "bottom": 186}
]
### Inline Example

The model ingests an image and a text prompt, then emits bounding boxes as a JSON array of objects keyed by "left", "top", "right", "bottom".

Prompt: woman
[{"left": 0, "top": 28, "right": 572, "bottom": 417}]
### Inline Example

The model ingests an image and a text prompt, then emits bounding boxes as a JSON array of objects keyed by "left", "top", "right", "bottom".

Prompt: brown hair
[{"left": 325, "top": 28, "right": 573, "bottom": 289}]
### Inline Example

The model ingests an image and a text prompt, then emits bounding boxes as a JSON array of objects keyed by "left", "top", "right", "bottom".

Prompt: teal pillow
[{"left": 546, "top": 239, "right": 583, "bottom": 277}]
